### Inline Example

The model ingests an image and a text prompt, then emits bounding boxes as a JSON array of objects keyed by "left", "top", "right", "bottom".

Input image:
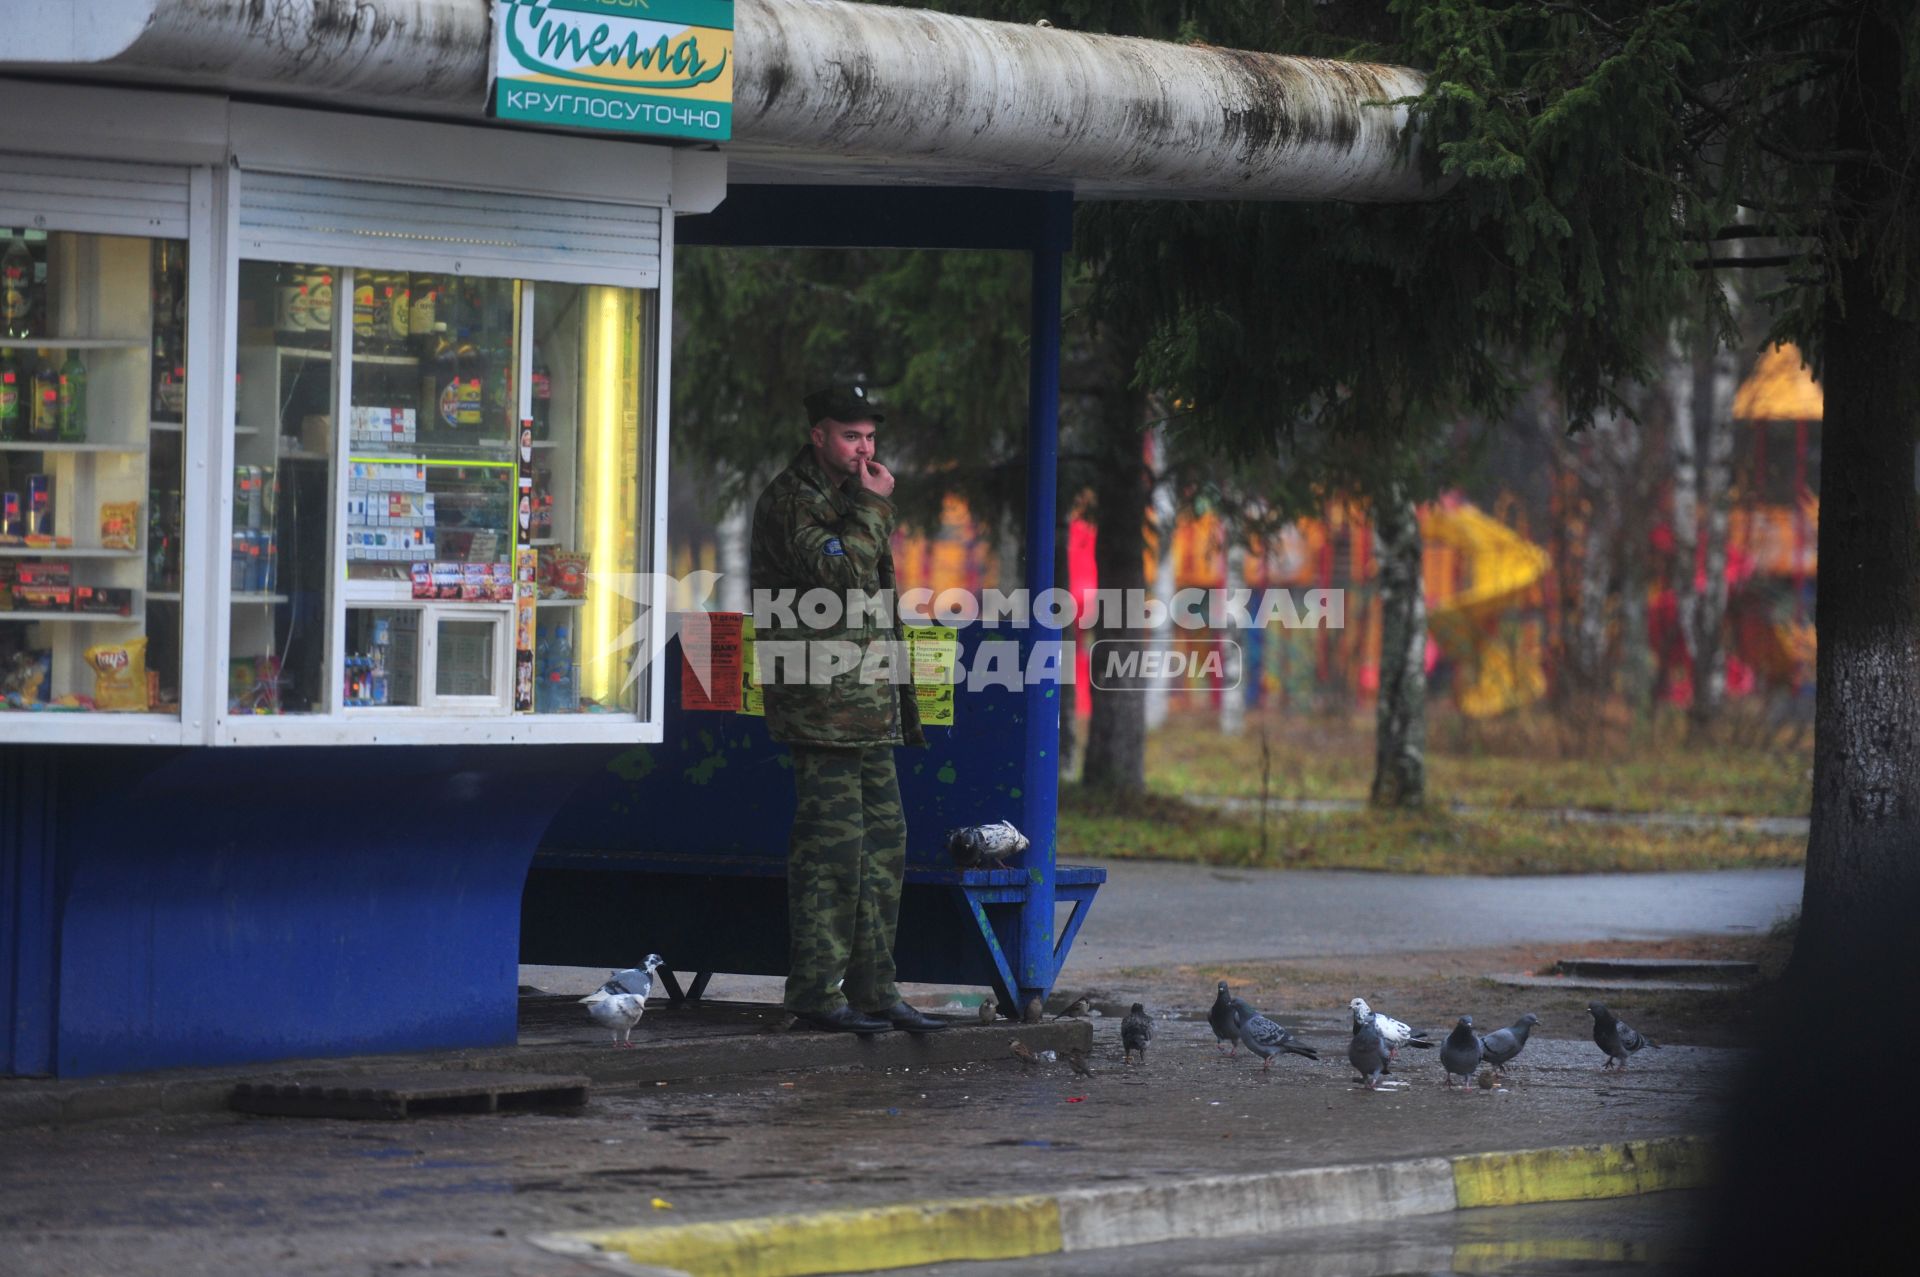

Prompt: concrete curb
[
  {"left": 0, "top": 1020, "right": 1092, "bottom": 1130},
  {"left": 534, "top": 1135, "right": 1714, "bottom": 1277}
]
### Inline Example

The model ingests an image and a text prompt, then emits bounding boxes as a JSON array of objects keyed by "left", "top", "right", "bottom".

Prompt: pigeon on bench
[
  {"left": 580, "top": 954, "right": 664, "bottom": 1048},
  {"left": 1121, "top": 1003, "right": 1154, "bottom": 1065},
  {"left": 946, "top": 820, "right": 1030, "bottom": 868},
  {"left": 1440, "top": 1016, "right": 1483, "bottom": 1087},
  {"left": 1348, "top": 998, "right": 1435, "bottom": 1061},
  {"left": 1208, "top": 981, "right": 1240, "bottom": 1054},
  {"left": 1589, "top": 1002, "right": 1656, "bottom": 1071},
  {"left": 1231, "top": 998, "right": 1320, "bottom": 1071},
  {"left": 1479, "top": 1013, "right": 1540, "bottom": 1079}
]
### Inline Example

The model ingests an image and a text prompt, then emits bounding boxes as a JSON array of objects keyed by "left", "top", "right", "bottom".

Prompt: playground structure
[{"left": 664, "top": 347, "right": 1823, "bottom": 720}]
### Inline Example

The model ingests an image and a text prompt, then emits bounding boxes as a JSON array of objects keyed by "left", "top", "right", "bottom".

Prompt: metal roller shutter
[
  {"left": 0, "top": 153, "right": 192, "bottom": 238},
  {"left": 236, "top": 172, "right": 662, "bottom": 288}
]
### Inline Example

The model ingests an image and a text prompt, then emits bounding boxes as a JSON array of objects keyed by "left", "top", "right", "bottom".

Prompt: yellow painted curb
[
  {"left": 569, "top": 1193, "right": 1064, "bottom": 1277},
  {"left": 1451, "top": 1136, "right": 1715, "bottom": 1209}
]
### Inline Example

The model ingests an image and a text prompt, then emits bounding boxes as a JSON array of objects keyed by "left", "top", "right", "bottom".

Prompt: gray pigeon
[
  {"left": 1230, "top": 998, "right": 1319, "bottom": 1070},
  {"left": 1208, "top": 981, "right": 1240, "bottom": 1054},
  {"left": 579, "top": 954, "right": 664, "bottom": 1047},
  {"left": 1588, "top": 1001, "right": 1654, "bottom": 1070},
  {"left": 1479, "top": 1012, "right": 1540, "bottom": 1076},
  {"left": 1349, "top": 1017, "right": 1388, "bottom": 1088},
  {"left": 1121, "top": 1003, "right": 1154, "bottom": 1064},
  {"left": 1440, "top": 1016, "right": 1483, "bottom": 1087}
]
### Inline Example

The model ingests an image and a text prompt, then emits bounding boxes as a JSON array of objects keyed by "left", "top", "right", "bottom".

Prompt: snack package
[
  {"left": 553, "top": 551, "right": 588, "bottom": 599},
  {"left": 99, "top": 501, "right": 139, "bottom": 551},
  {"left": 2, "top": 649, "right": 52, "bottom": 704},
  {"left": 85, "top": 637, "right": 149, "bottom": 711}
]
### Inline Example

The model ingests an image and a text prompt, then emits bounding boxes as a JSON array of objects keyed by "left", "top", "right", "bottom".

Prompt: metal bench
[{"left": 522, "top": 849, "right": 1105, "bottom": 1014}]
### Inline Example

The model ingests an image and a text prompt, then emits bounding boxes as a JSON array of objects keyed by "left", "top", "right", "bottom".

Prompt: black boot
[
  {"left": 870, "top": 1001, "right": 950, "bottom": 1033},
  {"left": 792, "top": 1006, "right": 892, "bottom": 1034}
]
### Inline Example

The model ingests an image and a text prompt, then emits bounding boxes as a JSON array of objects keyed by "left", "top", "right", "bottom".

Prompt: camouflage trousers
[{"left": 784, "top": 745, "right": 906, "bottom": 1016}]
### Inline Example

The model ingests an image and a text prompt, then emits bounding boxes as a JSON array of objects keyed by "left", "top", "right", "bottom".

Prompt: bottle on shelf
[
  {"left": 408, "top": 273, "right": 438, "bottom": 351},
  {"left": 0, "top": 346, "right": 20, "bottom": 439},
  {"left": 530, "top": 343, "right": 552, "bottom": 440},
  {"left": 273, "top": 263, "right": 305, "bottom": 343},
  {"left": 352, "top": 270, "right": 377, "bottom": 352},
  {"left": 56, "top": 350, "right": 85, "bottom": 442},
  {"left": 422, "top": 322, "right": 457, "bottom": 430},
  {"left": 537, "top": 625, "right": 578, "bottom": 713},
  {"left": 29, "top": 350, "right": 58, "bottom": 442},
  {"left": 381, "top": 270, "right": 410, "bottom": 351},
  {"left": 453, "top": 328, "right": 484, "bottom": 430},
  {"left": 2, "top": 235, "right": 33, "bottom": 340},
  {"left": 152, "top": 330, "right": 186, "bottom": 421},
  {"left": 299, "top": 265, "right": 334, "bottom": 347}
]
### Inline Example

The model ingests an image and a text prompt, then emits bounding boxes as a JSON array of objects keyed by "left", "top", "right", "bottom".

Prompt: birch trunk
[
  {"left": 1689, "top": 337, "right": 1740, "bottom": 737},
  {"left": 1370, "top": 486, "right": 1426, "bottom": 807},
  {"left": 1220, "top": 535, "right": 1247, "bottom": 737}
]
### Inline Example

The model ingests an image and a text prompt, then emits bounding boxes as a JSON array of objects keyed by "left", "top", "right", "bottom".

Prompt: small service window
[
  {"left": 228, "top": 260, "right": 655, "bottom": 729},
  {"left": 2, "top": 227, "right": 187, "bottom": 717}
]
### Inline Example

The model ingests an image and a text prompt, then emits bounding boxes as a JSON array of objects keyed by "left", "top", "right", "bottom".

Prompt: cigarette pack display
[
  {"left": 73, "top": 585, "right": 134, "bottom": 615},
  {"left": 16, "top": 561, "right": 73, "bottom": 587},
  {"left": 15, "top": 583, "right": 73, "bottom": 610}
]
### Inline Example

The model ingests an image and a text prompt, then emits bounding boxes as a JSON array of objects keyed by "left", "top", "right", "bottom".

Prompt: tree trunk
[
  {"left": 1220, "top": 533, "right": 1247, "bottom": 737},
  {"left": 1793, "top": 16, "right": 1920, "bottom": 979},
  {"left": 1143, "top": 423, "right": 1177, "bottom": 732},
  {"left": 1080, "top": 388, "right": 1150, "bottom": 795},
  {"left": 1370, "top": 485, "right": 1426, "bottom": 807},
  {"left": 1689, "top": 341, "right": 1738, "bottom": 738},
  {"left": 1668, "top": 340, "right": 1701, "bottom": 682},
  {"left": 715, "top": 503, "right": 750, "bottom": 614}
]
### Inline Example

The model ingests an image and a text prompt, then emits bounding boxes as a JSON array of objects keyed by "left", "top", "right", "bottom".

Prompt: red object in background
[{"left": 1068, "top": 516, "right": 1096, "bottom": 717}]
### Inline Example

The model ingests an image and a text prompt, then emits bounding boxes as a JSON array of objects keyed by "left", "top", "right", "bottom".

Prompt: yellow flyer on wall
[{"left": 906, "top": 625, "right": 958, "bottom": 727}]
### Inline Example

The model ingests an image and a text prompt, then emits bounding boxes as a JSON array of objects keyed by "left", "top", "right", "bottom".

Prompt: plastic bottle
[
  {"left": 530, "top": 344, "right": 552, "bottom": 440},
  {"left": 422, "top": 322, "right": 456, "bottom": 429},
  {"left": 2, "top": 236, "right": 32, "bottom": 339},
  {"left": 453, "top": 328, "right": 484, "bottom": 429},
  {"left": 0, "top": 347, "right": 20, "bottom": 439},
  {"left": 548, "top": 626, "right": 577, "bottom": 713},
  {"left": 57, "top": 350, "right": 86, "bottom": 442},
  {"left": 29, "top": 350, "right": 58, "bottom": 442},
  {"left": 351, "top": 270, "right": 376, "bottom": 351},
  {"left": 407, "top": 273, "right": 437, "bottom": 347}
]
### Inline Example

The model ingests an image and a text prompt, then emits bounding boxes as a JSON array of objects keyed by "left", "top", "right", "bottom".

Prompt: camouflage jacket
[{"left": 749, "top": 446, "right": 926, "bottom": 749}]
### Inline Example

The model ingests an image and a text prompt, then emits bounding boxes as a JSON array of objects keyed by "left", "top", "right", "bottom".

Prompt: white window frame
[{"left": 0, "top": 81, "right": 694, "bottom": 748}]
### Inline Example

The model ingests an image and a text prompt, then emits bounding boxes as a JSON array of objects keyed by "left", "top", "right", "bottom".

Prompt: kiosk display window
[{"left": 1, "top": 227, "right": 186, "bottom": 716}]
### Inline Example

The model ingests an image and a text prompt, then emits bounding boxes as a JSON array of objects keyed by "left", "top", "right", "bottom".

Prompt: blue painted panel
[
  {"left": 540, "top": 624, "right": 1031, "bottom": 866},
  {"left": 40, "top": 745, "right": 592, "bottom": 1078},
  {"left": 2, "top": 749, "right": 59, "bottom": 1076}
]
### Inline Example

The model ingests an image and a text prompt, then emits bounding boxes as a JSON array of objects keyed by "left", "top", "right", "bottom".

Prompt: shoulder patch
[{"left": 822, "top": 537, "right": 846, "bottom": 556}]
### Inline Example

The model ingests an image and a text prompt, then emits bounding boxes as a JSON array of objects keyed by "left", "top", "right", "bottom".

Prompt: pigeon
[
  {"left": 945, "top": 820, "right": 1030, "bottom": 868},
  {"left": 1349, "top": 1016, "right": 1389, "bottom": 1089},
  {"left": 1064, "top": 1047, "right": 1094, "bottom": 1078},
  {"left": 1208, "top": 981, "right": 1240, "bottom": 1054},
  {"left": 1479, "top": 1013, "right": 1540, "bottom": 1077},
  {"left": 1589, "top": 1002, "right": 1655, "bottom": 1071},
  {"left": 1009, "top": 1039, "right": 1038, "bottom": 1070},
  {"left": 1440, "top": 1016, "right": 1483, "bottom": 1087},
  {"left": 579, "top": 954, "right": 664, "bottom": 1047},
  {"left": 978, "top": 996, "right": 998, "bottom": 1026},
  {"left": 1230, "top": 998, "right": 1319, "bottom": 1070},
  {"left": 1054, "top": 992, "right": 1093, "bottom": 1020},
  {"left": 1121, "top": 1003, "right": 1154, "bottom": 1064},
  {"left": 1349, "top": 998, "right": 1435, "bottom": 1056}
]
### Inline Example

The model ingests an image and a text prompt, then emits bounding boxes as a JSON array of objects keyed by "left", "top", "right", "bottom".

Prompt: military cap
[{"left": 804, "top": 384, "right": 885, "bottom": 426}]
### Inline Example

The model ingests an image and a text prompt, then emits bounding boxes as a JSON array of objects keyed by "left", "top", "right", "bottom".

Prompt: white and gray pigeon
[
  {"left": 1230, "top": 998, "right": 1319, "bottom": 1070},
  {"left": 1349, "top": 1016, "right": 1389, "bottom": 1089},
  {"left": 1479, "top": 1012, "right": 1540, "bottom": 1076},
  {"left": 1588, "top": 1001, "right": 1654, "bottom": 1071},
  {"left": 1208, "top": 981, "right": 1240, "bottom": 1054},
  {"left": 1349, "top": 998, "right": 1435, "bottom": 1056},
  {"left": 1440, "top": 1015, "right": 1483, "bottom": 1087},
  {"left": 579, "top": 954, "right": 664, "bottom": 1048}
]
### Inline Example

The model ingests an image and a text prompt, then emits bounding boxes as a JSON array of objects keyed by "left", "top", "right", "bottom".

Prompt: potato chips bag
[
  {"left": 99, "top": 501, "right": 140, "bottom": 551},
  {"left": 85, "top": 637, "right": 149, "bottom": 711}
]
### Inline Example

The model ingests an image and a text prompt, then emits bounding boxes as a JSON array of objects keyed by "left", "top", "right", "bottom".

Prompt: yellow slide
[{"left": 1418, "top": 502, "right": 1551, "bottom": 718}]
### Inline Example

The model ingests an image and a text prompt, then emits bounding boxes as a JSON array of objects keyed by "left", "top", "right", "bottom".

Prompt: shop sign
[{"left": 489, "top": 0, "right": 734, "bottom": 141}]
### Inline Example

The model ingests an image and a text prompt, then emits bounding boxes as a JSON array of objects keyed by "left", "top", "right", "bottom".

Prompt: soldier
[{"left": 750, "top": 385, "right": 945, "bottom": 1034}]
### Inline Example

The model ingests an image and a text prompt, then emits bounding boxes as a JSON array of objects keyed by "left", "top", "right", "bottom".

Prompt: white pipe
[{"left": 2, "top": 0, "right": 1436, "bottom": 202}]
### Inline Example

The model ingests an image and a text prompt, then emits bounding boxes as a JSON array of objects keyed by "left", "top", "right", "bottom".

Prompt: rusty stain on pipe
[{"left": 2, "top": 0, "right": 1437, "bottom": 202}]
